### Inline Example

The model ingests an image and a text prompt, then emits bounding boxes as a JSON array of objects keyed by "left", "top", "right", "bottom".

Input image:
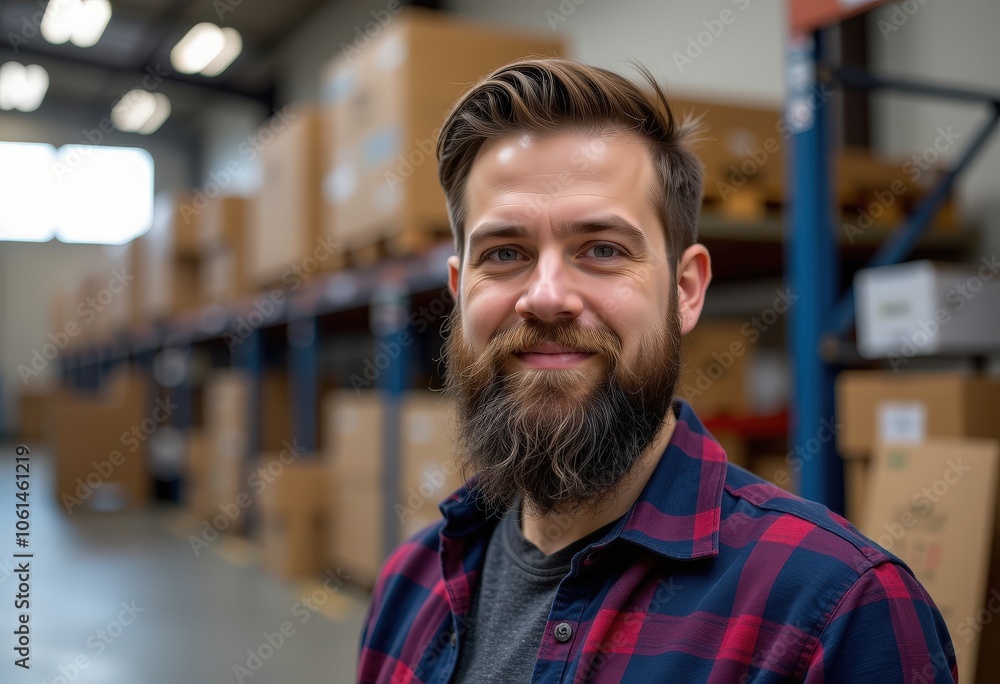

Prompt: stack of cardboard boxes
[
  {"left": 323, "top": 389, "right": 460, "bottom": 587},
  {"left": 52, "top": 368, "right": 151, "bottom": 513},
  {"left": 837, "top": 370, "right": 1000, "bottom": 682},
  {"left": 321, "top": 8, "right": 564, "bottom": 258}
]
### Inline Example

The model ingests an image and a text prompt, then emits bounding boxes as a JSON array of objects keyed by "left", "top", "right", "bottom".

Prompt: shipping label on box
[{"left": 861, "top": 439, "right": 999, "bottom": 683}]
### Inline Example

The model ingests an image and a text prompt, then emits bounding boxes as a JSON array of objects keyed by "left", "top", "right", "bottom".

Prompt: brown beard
[{"left": 442, "top": 289, "right": 682, "bottom": 518}]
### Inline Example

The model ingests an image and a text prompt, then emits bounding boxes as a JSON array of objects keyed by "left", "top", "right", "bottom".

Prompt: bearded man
[{"left": 357, "top": 58, "right": 955, "bottom": 683}]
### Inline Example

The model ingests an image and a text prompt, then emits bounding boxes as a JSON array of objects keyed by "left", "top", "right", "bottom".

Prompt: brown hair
[{"left": 436, "top": 57, "right": 704, "bottom": 269}]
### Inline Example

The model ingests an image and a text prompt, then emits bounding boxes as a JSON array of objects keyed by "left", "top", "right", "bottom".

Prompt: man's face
[{"left": 444, "top": 131, "right": 684, "bottom": 516}]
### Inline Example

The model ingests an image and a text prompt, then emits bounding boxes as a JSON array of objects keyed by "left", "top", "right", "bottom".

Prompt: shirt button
[
  {"left": 449, "top": 632, "right": 457, "bottom": 646},
  {"left": 554, "top": 622, "right": 573, "bottom": 642}
]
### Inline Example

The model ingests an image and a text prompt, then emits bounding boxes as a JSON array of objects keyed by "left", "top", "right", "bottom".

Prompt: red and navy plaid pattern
[{"left": 359, "top": 399, "right": 957, "bottom": 683}]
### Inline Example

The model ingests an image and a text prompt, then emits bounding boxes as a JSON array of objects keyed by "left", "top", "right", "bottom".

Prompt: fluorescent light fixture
[
  {"left": 0, "top": 62, "right": 49, "bottom": 112},
  {"left": 171, "top": 23, "right": 242, "bottom": 76},
  {"left": 41, "top": 0, "right": 112, "bottom": 48},
  {"left": 54, "top": 146, "right": 154, "bottom": 244},
  {"left": 200, "top": 27, "right": 242, "bottom": 77},
  {"left": 111, "top": 89, "right": 171, "bottom": 134},
  {"left": 0, "top": 142, "right": 57, "bottom": 242},
  {"left": 70, "top": 0, "right": 112, "bottom": 48}
]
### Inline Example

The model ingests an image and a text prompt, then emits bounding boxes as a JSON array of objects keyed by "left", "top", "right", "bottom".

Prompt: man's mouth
[{"left": 514, "top": 344, "right": 595, "bottom": 369}]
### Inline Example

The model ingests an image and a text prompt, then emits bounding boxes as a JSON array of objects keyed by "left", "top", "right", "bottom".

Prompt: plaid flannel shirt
[{"left": 359, "top": 399, "right": 957, "bottom": 683}]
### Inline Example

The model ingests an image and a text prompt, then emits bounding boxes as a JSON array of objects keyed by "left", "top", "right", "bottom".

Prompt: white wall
[
  {"left": 867, "top": 0, "right": 1000, "bottom": 260},
  {"left": 445, "top": 0, "right": 787, "bottom": 106}
]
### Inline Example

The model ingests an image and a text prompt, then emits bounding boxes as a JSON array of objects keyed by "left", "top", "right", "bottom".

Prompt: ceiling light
[
  {"left": 41, "top": 0, "right": 112, "bottom": 48},
  {"left": 112, "top": 90, "right": 171, "bottom": 134},
  {"left": 70, "top": 0, "right": 112, "bottom": 48},
  {"left": 171, "top": 23, "right": 225, "bottom": 74},
  {"left": 200, "top": 27, "right": 242, "bottom": 77},
  {"left": 0, "top": 62, "right": 49, "bottom": 112},
  {"left": 171, "top": 23, "right": 242, "bottom": 77}
]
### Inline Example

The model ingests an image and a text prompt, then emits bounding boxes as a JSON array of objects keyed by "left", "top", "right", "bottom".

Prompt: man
[{"left": 358, "top": 58, "right": 956, "bottom": 683}]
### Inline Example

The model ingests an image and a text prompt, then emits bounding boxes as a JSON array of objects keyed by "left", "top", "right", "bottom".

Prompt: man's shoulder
[{"left": 719, "top": 461, "right": 901, "bottom": 589}]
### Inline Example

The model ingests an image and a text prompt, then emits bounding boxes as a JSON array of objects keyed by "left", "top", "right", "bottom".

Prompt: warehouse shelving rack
[{"left": 786, "top": 0, "right": 1000, "bottom": 509}]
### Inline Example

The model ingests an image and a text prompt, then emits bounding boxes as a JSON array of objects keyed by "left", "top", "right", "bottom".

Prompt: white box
[{"left": 855, "top": 259, "right": 1000, "bottom": 360}]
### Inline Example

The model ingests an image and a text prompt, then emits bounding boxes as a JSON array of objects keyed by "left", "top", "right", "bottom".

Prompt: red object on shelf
[
  {"left": 702, "top": 411, "right": 789, "bottom": 440},
  {"left": 789, "top": 0, "right": 889, "bottom": 34}
]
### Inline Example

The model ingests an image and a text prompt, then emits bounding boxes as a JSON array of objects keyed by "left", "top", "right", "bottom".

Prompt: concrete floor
[{"left": 0, "top": 444, "right": 369, "bottom": 684}]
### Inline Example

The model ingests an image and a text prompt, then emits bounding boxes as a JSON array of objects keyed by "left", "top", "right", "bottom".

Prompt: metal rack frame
[{"left": 786, "top": 0, "right": 1000, "bottom": 508}]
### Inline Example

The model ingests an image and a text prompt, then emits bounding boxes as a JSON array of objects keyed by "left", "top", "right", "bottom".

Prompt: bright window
[{"left": 0, "top": 142, "right": 154, "bottom": 244}]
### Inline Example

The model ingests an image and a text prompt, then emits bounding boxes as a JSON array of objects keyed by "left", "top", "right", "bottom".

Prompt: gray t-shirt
[{"left": 450, "top": 502, "right": 619, "bottom": 684}]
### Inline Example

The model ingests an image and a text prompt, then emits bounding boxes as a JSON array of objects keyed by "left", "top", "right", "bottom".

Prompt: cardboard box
[
  {"left": 677, "top": 320, "right": 754, "bottom": 418},
  {"left": 258, "top": 458, "right": 327, "bottom": 579},
  {"left": 137, "top": 193, "right": 202, "bottom": 320},
  {"left": 855, "top": 261, "right": 1000, "bottom": 360},
  {"left": 327, "top": 464, "right": 382, "bottom": 587},
  {"left": 204, "top": 370, "right": 252, "bottom": 436},
  {"left": 249, "top": 107, "right": 330, "bottom": 287},
  {"left": 51, "top": 369, "right": 151, "bottom": 513},
  {"left": 323, "top": 8, "right": 564, "bottom": 252},
  {"left": 323, "top": 390, "right": 384, "bottom": 479},
  {"left": 836, "top": 371, "right": 1000, "bottom": 460},
  {"left": 198, "top": 195, "right": 247, "bottom": 252},
  {"left": 18, "top": 389, "right": 53, "bottom": 442},
  {"left": 199, "top": 196, "right": 249, "bottom": 304},
  {"left": 399, "top": 393, "right": 462, "bottom": 538},
  {"left": 261, "top": 372, "right": 293, "bottom": 452},
  {"left": 860, "top": 439, "right": 999, "bottom": 683}
]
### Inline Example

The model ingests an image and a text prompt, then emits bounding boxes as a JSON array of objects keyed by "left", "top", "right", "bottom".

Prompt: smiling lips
[{"left": 515, "top": 343, "right": 595, "bottom": 369}]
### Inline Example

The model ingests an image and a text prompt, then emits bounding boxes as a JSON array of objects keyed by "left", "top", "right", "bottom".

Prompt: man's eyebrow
[
  {"left": 553, "top": 216, "right": 649, "bottom": 249},
  {"left": 466, "top": 216, "right": 649, "bottom": 257},
  {"left": 467, "top": 221, "right": 530, "bottom": 258}
]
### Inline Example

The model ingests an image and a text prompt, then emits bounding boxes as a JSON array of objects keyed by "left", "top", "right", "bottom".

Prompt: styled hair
[{"left": 436, "top": 57, "right": 704, "bottom": 269}]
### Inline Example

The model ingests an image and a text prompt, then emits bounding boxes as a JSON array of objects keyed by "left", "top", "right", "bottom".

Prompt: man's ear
[
  {"left": 676, "top": 243, "right": 712, "bottom": 335},
  {"left": 448, "top": 254, "right": 461, "bottom": 302}
]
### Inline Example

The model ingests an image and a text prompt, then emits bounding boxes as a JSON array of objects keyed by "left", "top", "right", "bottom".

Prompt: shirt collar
[{"left": 439, "top": 398, "right": 726, "bottom": 561}]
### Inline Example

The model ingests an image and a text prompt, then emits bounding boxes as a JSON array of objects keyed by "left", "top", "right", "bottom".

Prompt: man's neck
[{"left": 519, "top": 409, "right": 677, "bottom": 556}]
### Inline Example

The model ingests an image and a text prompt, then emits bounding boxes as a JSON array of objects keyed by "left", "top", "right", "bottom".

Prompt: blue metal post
[
  {"left": 289, "top": 318, "right": 319, "bottom": 453},
  {"left": 785, "top": 32, "right": 843, "bottom": 511}
]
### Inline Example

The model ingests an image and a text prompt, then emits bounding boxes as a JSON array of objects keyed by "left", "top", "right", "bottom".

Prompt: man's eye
[
  {"left": 487, "top": 248, "right": 521, "bottom": 262},
  {"left": 587, "top": 244, "right": 621, "bottom": 259}
]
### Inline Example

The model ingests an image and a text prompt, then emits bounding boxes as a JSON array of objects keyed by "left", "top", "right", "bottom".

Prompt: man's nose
[{"left": 514, "top": 252, "right": 584, "bottom": 322}]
